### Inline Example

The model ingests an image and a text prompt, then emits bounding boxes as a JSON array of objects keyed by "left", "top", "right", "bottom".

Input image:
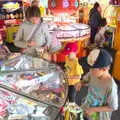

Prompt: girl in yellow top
[{"left": 63, "top": 42, "right": 83, "bottom": 102}]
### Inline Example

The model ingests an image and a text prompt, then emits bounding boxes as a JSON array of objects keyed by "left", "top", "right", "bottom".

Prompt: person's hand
[
  {"left": 75, "top": 82, "right": 82, "bottom": 91},
  {"left": 35, "top": 47, "right": 45, "bottom": 55},
  {"left": 27, "top": 41, "right": 37, "bottom": 47},
  {"left": 35, "top": 47, "right": 51, "bottom": 61},
  {"left": 42, "top": 52, "right": 51, "bottom": 61},
  {"left": 85, "top": 108, "right": 95, "bottom": 116},
  {"left": 21, "top": 48, "right": 27, "bottom": 53},
  {"left": 3, "top": 46, "right": 10, "bottom": 54}
]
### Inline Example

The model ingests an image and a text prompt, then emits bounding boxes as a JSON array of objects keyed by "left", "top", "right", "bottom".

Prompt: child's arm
[
  {"left": 85, "top": 106, "right": 113, "bottom": 116},
  {"left": 75, "top": 80, "right": 89, "bottom": 91},
  {"left": 75, "top": 72, "right": 90, "bottom": 91}
]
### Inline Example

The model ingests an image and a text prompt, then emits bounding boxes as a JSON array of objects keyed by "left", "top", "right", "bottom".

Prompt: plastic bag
[{"left": 49, "top": 31, "right": 62, "bottom": 53}]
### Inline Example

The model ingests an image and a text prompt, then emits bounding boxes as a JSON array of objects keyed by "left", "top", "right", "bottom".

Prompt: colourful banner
[{"left": 48, "top": 0, "right": 79, "bottom": 14}]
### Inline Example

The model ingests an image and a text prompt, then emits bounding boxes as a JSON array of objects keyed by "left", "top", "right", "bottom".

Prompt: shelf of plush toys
[{"left": 0, "top": 53, "right": 68, "bottom": 119}]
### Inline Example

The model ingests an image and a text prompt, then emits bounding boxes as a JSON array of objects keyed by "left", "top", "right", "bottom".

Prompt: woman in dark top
[{"left": 89, "top": 2, "right": 102, "bottom": 43}]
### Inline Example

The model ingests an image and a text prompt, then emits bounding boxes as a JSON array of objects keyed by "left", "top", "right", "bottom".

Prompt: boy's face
[
  {"left": 90, "top": 67, "right": 109, "bottom": 78},
  {"left": 91, "top": 68, "right": 101, "bottom": 77},
  {"left": 90, "top": 68, "right": 105, "bottom": 77}
]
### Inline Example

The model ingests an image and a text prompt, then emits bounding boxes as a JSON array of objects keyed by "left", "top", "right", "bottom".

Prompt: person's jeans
[
  {"left": 83, "top": 116, "right": 92, "bottom": 120},
  {"left": 76, "top": 114, "right": 91, "bottom": 120}
]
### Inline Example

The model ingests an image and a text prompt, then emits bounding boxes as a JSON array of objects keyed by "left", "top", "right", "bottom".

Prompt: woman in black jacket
[{"left": 89, "top": 2, "right": 102, "bottom": 43}]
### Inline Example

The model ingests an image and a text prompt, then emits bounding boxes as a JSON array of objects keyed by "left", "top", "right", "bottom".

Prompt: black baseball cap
[{"left": 86, "top": 49, "right": 112, "bottom": 68}]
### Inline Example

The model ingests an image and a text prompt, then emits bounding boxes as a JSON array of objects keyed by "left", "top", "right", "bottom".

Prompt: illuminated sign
[{"left": 3, "top": 2, "right": 20, "bottom": 12}]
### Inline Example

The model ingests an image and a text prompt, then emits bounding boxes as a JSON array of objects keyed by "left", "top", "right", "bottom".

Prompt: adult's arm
[{"left": 42, "top": 23, "right": 52, "bottom": 48}]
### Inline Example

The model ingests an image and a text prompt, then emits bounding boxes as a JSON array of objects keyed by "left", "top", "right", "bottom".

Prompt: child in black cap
[{"left": 76, "top": 48, "right": 118, "bottom": 120}]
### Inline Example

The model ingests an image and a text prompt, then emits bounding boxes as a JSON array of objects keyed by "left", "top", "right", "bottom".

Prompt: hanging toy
[{"left": 63, "top": 0, "right": 69, "bottom": 8}]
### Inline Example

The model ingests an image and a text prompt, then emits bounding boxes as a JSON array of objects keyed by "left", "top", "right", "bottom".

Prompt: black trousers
[
  {"left": 90, "top": 27, "right": 98, "bottom": 43},
  {"left": 68, "top": 86, "right": 76, "bottom": 102}
]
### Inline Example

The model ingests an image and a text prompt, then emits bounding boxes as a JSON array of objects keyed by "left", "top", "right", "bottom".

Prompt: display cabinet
[{"left": 0, "top": 53, "right": 68, "bottom": 120}]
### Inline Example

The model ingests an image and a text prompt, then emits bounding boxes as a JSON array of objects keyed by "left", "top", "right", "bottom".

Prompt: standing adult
[
  {"left": 14, "top": 6, "right": 52, "bottom": 56},
  {"left": 89, "top": 2, "right": 102, "bottom": 44}
]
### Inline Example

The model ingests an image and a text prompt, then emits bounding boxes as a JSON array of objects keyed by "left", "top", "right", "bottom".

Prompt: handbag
[{"left": 49, "top": 30, "right": 61, "bottom": 53}]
